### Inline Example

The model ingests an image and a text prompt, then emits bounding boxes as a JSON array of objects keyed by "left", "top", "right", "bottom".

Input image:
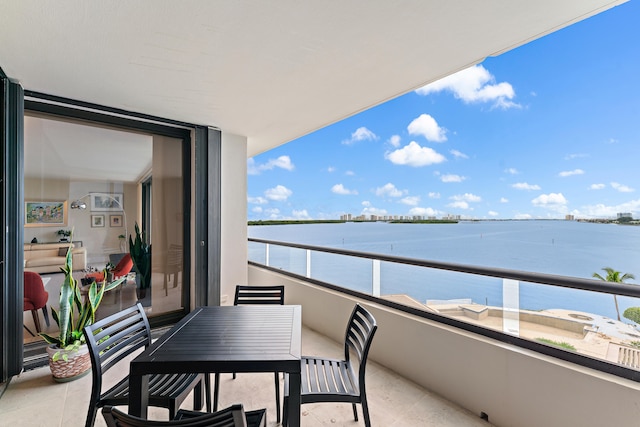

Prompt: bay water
[{"left": 248, "top": 220, "right": 640, "bottom": 321}]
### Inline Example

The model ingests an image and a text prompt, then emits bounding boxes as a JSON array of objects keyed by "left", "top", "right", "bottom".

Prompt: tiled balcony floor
[{"left": 1, "top": 327, "right": 493, "bottom": 426}]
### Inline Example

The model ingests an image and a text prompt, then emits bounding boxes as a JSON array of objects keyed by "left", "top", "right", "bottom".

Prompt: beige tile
[{"left": 1, "top": 327, "right": 493, "bottom": 427}]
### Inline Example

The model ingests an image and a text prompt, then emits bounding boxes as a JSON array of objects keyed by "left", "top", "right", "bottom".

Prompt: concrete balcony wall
[
  {"left": 248, "top": 264, "right": 640, "bottom": 427},
  {"left": 220, "top": 132, "right": 248, "bottom": 305}
]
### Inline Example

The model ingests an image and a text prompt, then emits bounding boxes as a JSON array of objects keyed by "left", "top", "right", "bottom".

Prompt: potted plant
[
  {"left": 129, "top": 222, "right": 151, "bottom": 300},
  {"left": 40, "top": 241, "right": 125, "bottom": 382},
  {"left": 56, "top": 229, "right": 72, "bottom": 242}
]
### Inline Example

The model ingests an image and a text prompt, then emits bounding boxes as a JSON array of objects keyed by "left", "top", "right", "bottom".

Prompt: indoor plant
[
  {"left": 129, "top": 222, "right": 151, "bottom": 300},
  {"left": 40, "top": 241, "right": 125, "bottom": 382},
  {"left": 56, "top": 228, "right": 72, "bottom": 242}
]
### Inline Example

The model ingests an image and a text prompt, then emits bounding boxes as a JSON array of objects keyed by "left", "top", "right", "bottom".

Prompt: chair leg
[
  {"left": 41, "top": 306, "right": 50, "bottom": 327},
  {"left": 85, "top": 404, "right": 98, "bottom": 427},
  {"left": 191, "top": 379, "right": 206, "bottom": 412},
  {"left": 282, "top": 396, "right": 288, "bottom": 427},
  {"left": 31, "top": 310, "right": 42, "bottom": 333},
  {"left": 274, "top": 371, "right": 281, "bottom": 423},
  {"left": 352, "top": 403, "right": 358, "bottom": 421},
  {"left": 362, "top": 398, "right": 372, "bottom": 427},
  {"left": 213, "top": 372, "right": 220, "bottom": 411},
  {"left": 204, "top": 373, "right": 212, "bottom": 412}
]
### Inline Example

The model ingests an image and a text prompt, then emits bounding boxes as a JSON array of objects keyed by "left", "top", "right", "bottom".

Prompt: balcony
[
  {"left": 1, "top": 326, "right": 491, "bottom": 427},
  {"left": 246, "top": 238, "right": 640, "bottom": 426}
]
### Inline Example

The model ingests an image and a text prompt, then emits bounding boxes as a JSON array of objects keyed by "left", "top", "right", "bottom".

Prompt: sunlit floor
[{"left": 2, "top": 327, "right": 494, "bottom": 427}]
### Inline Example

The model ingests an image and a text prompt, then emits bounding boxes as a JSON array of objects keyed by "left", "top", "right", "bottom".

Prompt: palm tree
[{"left": 592, "top": 267, "right": 636, "bottom": 321}]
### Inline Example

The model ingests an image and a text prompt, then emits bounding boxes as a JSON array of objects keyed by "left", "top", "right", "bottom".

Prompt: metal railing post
[
  {"left": 372, "top": 259, "right": 381, "bottom": 297},
  {"left": 265, "top": 243, "right": 270, "bottom": 267}
]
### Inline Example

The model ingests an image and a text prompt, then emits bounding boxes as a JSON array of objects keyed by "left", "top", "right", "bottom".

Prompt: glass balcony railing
[{"left": 249, "top": 238, "right": 640, "bottom": 379}]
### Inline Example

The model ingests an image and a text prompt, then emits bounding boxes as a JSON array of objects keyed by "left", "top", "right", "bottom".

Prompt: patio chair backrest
[
  {"left": 102, "top": 404, "right": 248, "bottom": 427},
  {"left": 234, "top": 285, "right": 284, "bottom": 305},
  {"left": 344, "top": 304, "right": 378, "bottom": 380},
  {"left": 83, "top": 303, "right": 152, "bottom": 397}
]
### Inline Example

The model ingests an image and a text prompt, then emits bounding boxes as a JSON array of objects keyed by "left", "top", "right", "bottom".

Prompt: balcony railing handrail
[{"left": 249, "top": 237, "right": 640, "bottom": 298}]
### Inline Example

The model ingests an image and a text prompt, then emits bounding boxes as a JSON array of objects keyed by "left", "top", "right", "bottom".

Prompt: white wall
[
  {"left": 248, "top": 265, "right": 640, "bottom": 427},
  {"left": 24, "top": 178, "right": 135, "bottom": 266},
  {"left": 220, "top": 132, "right": 248, "bottom": 305}
]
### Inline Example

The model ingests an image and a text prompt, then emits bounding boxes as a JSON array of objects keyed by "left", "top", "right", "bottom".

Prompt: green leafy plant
[
  {"left": 629, "top": 341, "right": 640, "bottom": 349},
  {"left": 623, "top": 307, "right": 640, "bottom": 324},
  {"left": 535, "top": 338, "right": 576, "bottom": 351},
  {"left": 56, "top": 229, "right": 72, "bottom": 237},
  {"left": 40, "top": 241, "right": 125, "bottom": 361},
  {"left": 129, "top": 222, "right": 151, "bottom": 291}
]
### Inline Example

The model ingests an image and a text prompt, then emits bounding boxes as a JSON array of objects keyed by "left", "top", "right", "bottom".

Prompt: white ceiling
[
  {"left": 0, "top": 0, "right": 626, "bottom": 158},
  {"left": 24, "top": 115, "right": 153, "bottom": 182}
]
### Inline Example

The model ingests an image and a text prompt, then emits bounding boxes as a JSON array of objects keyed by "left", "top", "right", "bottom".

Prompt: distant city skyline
[{"left": 248, "top": 2, "right": 640, "bottom": 221}]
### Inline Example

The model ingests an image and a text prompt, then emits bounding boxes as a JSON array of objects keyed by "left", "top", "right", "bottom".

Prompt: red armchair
[
  {"left": 85, "top": 253, "right": 133, "bottom": 283},
  {"left": 23, "top": 271, "right": 50, "bottom": 334}
]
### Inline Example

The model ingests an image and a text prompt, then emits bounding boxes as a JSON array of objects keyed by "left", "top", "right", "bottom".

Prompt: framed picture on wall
[
  {"left": 25, "top": 201, "right": 67, "bottom": 227},
  {"left": 110, "top": 214, "right": 123, "bottom": 227},
  {"left": 91, "top": 214, "right": 105, "bottom": 228},
  {"left": 90, "top": 193, "right": 123, "bottom": 211}
]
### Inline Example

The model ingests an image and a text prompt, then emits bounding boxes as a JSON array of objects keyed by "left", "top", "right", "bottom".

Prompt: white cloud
[
  {"left": 400, "top": 196, "right": 420, "bottom": 206},
  {"left": 265, "top": 208, "right": 281, "bottom": 219},
  {"left": 450, "top": 149, "right": 468, "bottom": 159},
  {"left": 361, "top": 206, "right": 387, "bottom": 216},
  {"left": 450, "top": 193, "right": 482, "bottom": 203},
  {"left": 440, "top": 174, "right": 466, "bottom": 183},
  {"left": 327, "top": 166, "right": 336, "bottom": 173},
  {"left": 362, "top": 201, "right": 371, "bottom": 207},
  {"left": 512, "top": 182, "right": 541, "bottom": 191},
  {"left": 331, "top": 184, "right": 358, "bottom": 195},
  {"left": 247, "top": 196, "right": 268, "bottom": 205},
  {"left": 415, "top": 65, "right": 520, "bottom": 109},
  {"left": 558, "top": 169, "right": 584, "bottom": 177},
  {"left": 264, "top": 185, "right": 292, "bottom": 201},
  {"left": 448, "top": 201, "right": 470, "bottom": 210},
  {"left": 407, "top": 114, "right": 447, "bottom": 142},
  {"left": 577, "top": 199, "right": 640, "bottom": 218},
  {"left": 488, "top": 210, "right": 499, "bottom": 217},
  {"left": 515, "top": 213, "right": 532, "bottom": 219},
  {"left": 247, "top": 155, "right": 295, "bottom": 175},
  {"left": 388, "top": 135, "right": 401, "bottom": 147},
  {"left": 408, "top": 207, "right": 440, "bottom": 217},
  {"left": 251, "top": 206, "right": 263, "bottom": 213},
  {"left": 607, "top": 138, "right": 619, "bottom": 144},
  {"left": 589, "top": 183, "right": 606, "bottom": 190},
  {"left": 345, "top": 170, "right": 355, "bottom": 176},
  {"left": 342, "top": 126, "right": 378, "bottom": 145},
  {"left": 292, "top": 209, "right": 310, "bottom": 219},
  {"left": 505, "top": 168, "right": 519, "bottom": 175},
  {"left": 500, "top": 197, "right": 509, "bottom": 203},
  {"left": 611, "top": 182, "right": 635, "bottom": 193},
  {"left": 428, "top": 192, "right": 441, "bottom": 199},
  {"left": 565, "top": 153, "right": 588, "bottom": 160},
  {"left": 532, "top": 193, "right": 568, "bottom": 207},
  {"left": 375, "top": 183, "right": 406, "bottom": 198},
  {"left": 385, "top": 141, "right": 446, "bottom": 167}
]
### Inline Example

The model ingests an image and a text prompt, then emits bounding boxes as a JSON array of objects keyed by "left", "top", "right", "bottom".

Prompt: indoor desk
[{"left": 129, "top": 305, "right": 302, "bottom": 426}]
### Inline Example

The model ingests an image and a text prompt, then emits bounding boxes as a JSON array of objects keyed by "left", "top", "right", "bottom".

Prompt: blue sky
[{"left": 248, "top": 2, "right": 640, "bottom": 221}]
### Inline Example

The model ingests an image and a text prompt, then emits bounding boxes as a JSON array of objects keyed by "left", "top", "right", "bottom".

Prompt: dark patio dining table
[{"left": 128, "top": 305, "right": 302, "bottom": 426}]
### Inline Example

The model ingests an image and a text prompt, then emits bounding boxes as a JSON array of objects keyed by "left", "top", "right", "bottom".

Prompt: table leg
[
  {"left": 288, "top": 371, "right": 301, "bottom": 427},
  {"left": 129, "top": 374, "right": 149, "bottom": 418}
]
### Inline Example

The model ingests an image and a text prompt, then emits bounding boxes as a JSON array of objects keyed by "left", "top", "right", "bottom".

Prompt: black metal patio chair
[
  {"left": 282, "top": 303, "right": 378, "bottom": 427},
  {"left": 83, "top": 303, "right": 211, "bottom": 427},
  {"left": 213, "top": 285, "right": 285, "bottom": 423},
  {"left": 102, "top": 404, "right": 266, "bottom": 427}
]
